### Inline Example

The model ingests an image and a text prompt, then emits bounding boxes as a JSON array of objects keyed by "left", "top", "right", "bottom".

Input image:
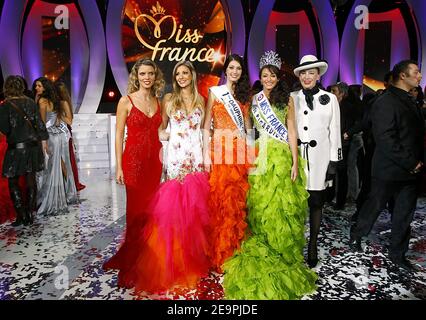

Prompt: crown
[
  {"left": 259, "top": 50, "right": 282, "bottom": 70},
  {"left": 150, "top": 1, "right": 166, "bottom": 16}
]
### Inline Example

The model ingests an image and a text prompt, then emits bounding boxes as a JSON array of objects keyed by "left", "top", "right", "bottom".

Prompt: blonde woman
[
  {"left": 103, "top": 58, "right": 165, "bottom": 289},
  {"left": 129, "top": 61, "right": 211, "bottom": 294}
]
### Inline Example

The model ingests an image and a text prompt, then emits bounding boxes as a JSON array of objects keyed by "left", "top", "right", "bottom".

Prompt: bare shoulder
[
  {"left": 117, "top": 96, "right": 131, "bottom": 112},
  {"left": 161, "top": 92, "right": 172, "bottom": 107},
  {"left": 118, "top": 95, "right": 130, "bottom": 103},
  {"left": 38, "top": 97, "right": 49, "bottom": 106},
  {"left": 162, "top": 93, "right": 173, "bottom": 106},
  {"left": 38, "top": 98, "right": 51, "bottom": 113},
  {"left": 198, "top": 94, "right": 206, "bottom": 107},
  {"left": 163, "top": 92, "right": 172, "bottom": 101},
  {"left": 209, "top": 89, "right": 217, "bottom": 99},
  {"left": 207, "top": 90, "right": 217, "bottom": 106}
]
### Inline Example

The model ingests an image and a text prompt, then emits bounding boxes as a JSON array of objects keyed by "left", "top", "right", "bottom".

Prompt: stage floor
[{"left": 0, "top": 168, "right": 425, "bottom": 300}]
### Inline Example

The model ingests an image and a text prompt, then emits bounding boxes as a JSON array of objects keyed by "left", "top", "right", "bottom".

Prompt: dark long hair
[
  {"left": 256, "top": 65, "right": 290, "bottom": 108},
  {"left": 32, "top": 77, "right": 62, "bottom": 114},
  {"left": 223, "top": 54, "right": 251, "bottom": 104}
]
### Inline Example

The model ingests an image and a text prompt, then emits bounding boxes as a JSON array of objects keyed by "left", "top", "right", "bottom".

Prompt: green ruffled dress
[{"left": 222, "top": 103, "right": 317, "bottom": 300}]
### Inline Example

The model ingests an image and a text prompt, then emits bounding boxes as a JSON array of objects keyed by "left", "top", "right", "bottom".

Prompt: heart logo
[{"left": 134, "top": 13, "right": 177, "bottom": 51}]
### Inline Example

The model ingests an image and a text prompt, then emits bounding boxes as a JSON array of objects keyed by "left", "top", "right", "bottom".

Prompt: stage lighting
[{"left": 108, "top": 91, "right": 115, "bottom": 98}]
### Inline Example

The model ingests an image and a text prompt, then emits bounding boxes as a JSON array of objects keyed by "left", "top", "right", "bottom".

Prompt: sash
[
  {"left": 251, "top": 92, "right": 288, "bottom": 144},
  {"left": 210, "top": 85, "right": 246, "bottom": 136},
  {"left": 46, "top": 114, "right": 71, "bottom": 141}
]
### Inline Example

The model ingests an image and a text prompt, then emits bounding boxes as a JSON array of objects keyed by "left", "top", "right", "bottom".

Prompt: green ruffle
[
  {"left": 223, "top": 105, "right": 317, "bottom": 300},
  {"left": 248, "top": 137, "right": 309, "bottom": 260},
  {"left": 223, "top": 236, "right": 317, "bottom": 300}
]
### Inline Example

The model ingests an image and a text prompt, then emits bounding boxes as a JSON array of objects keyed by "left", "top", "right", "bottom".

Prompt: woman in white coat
[{"left": 291, "top": 55, "right": 342, "bottom": 268}]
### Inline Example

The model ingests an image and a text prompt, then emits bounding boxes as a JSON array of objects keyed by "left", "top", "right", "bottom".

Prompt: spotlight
[{"left": 108, "top": 91, "right": 115, "bottom": 98}]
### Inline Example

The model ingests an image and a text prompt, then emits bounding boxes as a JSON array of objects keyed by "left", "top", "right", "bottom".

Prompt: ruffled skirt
[
  {"left": 208, "top": 138, "right": 252, "bottom": 272},
  {"left": 130, "top": 172, "right": 211, "bottom": 294}
]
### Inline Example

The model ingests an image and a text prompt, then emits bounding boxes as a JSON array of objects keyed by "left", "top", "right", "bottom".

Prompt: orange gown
[{"left": 208, "top": 99, "right": 253, "bottom": 272}]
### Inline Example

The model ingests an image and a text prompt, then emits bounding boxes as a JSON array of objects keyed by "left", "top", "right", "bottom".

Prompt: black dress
[{"left": 0, "top": 97, "right": 48, "bottom": 178}]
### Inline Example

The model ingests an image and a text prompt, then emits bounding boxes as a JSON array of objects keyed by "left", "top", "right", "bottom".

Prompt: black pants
[
  {"left": 335, "top": 146, "right": 350, "bottom": 207},
  {"left": 355, "top": 142, "right": 374, "bottom": 215},
  {"left": 350, "top": 178, "right": 418, "bottom": 260},
  {"left": 326, "top": 146, "right": 349, "bottom": 206}
]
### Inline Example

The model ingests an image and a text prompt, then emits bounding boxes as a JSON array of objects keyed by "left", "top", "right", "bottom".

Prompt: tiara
[{"left": 259, "top": 50, "right": 282, "bottom": 69}]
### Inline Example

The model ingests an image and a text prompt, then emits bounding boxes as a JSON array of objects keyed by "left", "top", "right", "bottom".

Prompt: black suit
[
  {"left": 350, "top": 96, "right": 376, "bottom": 216},
  {"left": 328, "top": 99, "right": 356, "bottom": 207},
  {"left": 371, "top": 87, "right": 424, "bottom": 180},
  {"left": 351, "top": 86, "right": 425, "bottom": 261}
]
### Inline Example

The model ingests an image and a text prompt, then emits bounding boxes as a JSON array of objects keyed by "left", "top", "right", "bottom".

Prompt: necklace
[{"left": 133, "top": 93, "right": 153, "bottom": 114}]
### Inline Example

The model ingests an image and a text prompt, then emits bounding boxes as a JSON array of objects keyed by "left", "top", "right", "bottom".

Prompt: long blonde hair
[
  {"left": 127, "top": 58, "right": 165, "bottom": 97},
  {"left": 167, "top": 61, "right": 205, "bottom": 116}
]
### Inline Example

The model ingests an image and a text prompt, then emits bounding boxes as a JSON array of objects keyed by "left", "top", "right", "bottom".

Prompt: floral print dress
[{"left": 166, "top": 108, "right": 204, "bottom": 180}]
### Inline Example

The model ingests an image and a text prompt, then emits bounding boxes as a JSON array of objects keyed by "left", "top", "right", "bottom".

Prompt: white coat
[{"left": 291, "top": 89, "right": 342, "bottom": 191}]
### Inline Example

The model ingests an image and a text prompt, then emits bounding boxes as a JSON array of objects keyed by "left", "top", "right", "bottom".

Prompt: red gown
[
  {"left": 103, "top": 97, "right": 163, "bottom": 288},
  {"left": 0, "top": 134, "right": 16, "bottom": 224}
]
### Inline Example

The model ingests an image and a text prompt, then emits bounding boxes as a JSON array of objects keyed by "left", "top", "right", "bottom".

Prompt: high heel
[
  {"left": 307, "top": 240, "right": 318, "bottom": 268},
  {"left": 348, "top": 237, "right": 362, "bottom": 252}
]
